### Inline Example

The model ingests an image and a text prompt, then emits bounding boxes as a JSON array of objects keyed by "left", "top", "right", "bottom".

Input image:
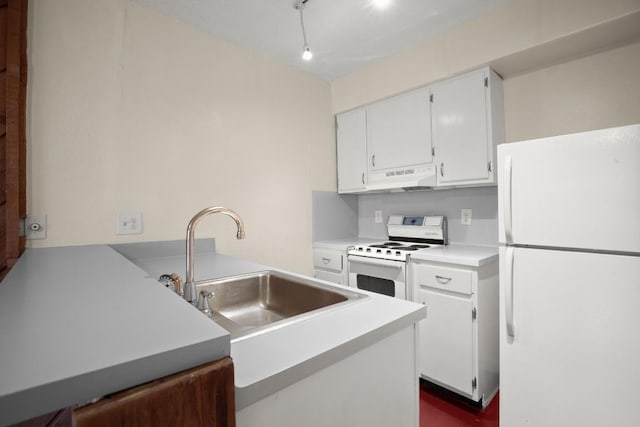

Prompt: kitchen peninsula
[{"left": 0, "top": 240, "right": 425, "bottom": 426}]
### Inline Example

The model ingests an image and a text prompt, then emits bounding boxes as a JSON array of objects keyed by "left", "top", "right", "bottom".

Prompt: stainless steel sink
[{"left": 194, "top": 270, "right": 366, "bottom": 341}]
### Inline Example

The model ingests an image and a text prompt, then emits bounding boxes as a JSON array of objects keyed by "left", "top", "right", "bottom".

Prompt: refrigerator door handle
[
  {"left": 505, "top": 246, "right": 515, "bottom": 340},
  {"left": 504, "top": 154, "right": 514, "bottom": 244}
]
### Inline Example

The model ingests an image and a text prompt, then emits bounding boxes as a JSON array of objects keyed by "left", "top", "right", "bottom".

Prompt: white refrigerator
[{"left": 497, "top": 124, "right": 640, "bottom": 426}]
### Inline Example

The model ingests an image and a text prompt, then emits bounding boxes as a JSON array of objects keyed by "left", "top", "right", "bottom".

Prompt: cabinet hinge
[
  {"left": 431, "top": 147, "right": 435, "bottom": 156},
  {"left": 472, "top": 377, "right": 477, "bottom": 389},
  {"left": 484, "top": 77, "right": 488, "bottom": 87},
  {"left": 472, "top": 307, "right": 477, "bottom": 320},
  {"left": 429, "top": 93, "right": 434, "bottom": 103},
  {"left": 488, "top": 161, "right": 492, "bottom": 172}
]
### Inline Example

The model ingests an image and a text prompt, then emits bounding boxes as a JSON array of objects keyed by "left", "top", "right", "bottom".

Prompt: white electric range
[{"left": 347, "top": 215, "right": 447, "bottom": 300}]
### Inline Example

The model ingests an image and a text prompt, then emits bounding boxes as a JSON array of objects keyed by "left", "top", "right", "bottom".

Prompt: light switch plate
[{"left": 461, "top": 209, "right": 472, "bottom": 225}]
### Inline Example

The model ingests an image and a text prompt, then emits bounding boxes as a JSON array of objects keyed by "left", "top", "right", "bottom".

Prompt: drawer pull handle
[
  {"left": 435, "top": 275, "right": 452, "bottom": 284},
  {"left": 322, "top": 257, "right": 331, "bottom": 264}
]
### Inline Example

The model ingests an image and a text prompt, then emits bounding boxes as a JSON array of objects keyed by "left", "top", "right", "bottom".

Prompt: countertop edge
[
  {"left": 409, "top": 244, "right": 499, "bottom": 267},
  {"left": 0, "top": 336, "right": 229, "bottom": 425},
  {"left": 234, "top": 307, "right": 424, "bottom": 410}
]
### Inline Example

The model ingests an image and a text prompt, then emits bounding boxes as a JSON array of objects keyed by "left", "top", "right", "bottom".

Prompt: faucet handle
[
  {"left": 159, "top": 274, "right": 182, "bottom": 295},
  {"left": 196, "top": 290, "right": 215, "bottom": 318}
]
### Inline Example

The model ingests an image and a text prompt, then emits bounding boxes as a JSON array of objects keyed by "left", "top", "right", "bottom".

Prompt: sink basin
[{"left": 194, "top": 270, "right": 367, "bottom": 341}]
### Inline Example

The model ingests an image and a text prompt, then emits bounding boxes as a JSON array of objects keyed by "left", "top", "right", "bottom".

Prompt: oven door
[{"left": 347, "top": 254, "right": 407, "bottom": 299}]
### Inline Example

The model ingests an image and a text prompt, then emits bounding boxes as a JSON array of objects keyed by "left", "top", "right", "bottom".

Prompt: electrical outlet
[
  {"left": 374, "top": 210, "right": 383, "bottom": 224},
  {"left": 461, "top": 209, "right": 472, "bottom": 225},
  {"left": 116, "top": 212, "right": 143, "bottom": 235},
  {"left": 25, "top": 214, "right": 47, "bottom": 240}
]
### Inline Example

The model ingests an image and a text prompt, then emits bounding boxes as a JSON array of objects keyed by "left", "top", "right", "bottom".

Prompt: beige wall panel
[
  {"left": 331, "top": 0, "right": 640, "bottom": 113},
  {"left": 27, "top": 0, "right": 334, "bottom": 275},
  {"left": 504, "top": 41, "right": 640, "bottom": 142}
]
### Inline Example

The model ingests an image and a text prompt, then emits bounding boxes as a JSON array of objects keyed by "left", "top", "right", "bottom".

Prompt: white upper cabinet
[
  {"left": 335, "top": 67, "right": 504, "bottom": 193},
  {"left": 336, "top": 108, "right": 368, "bottom": 193},
  {"left": 367, "top": 88, "right": 433, "bottom": 172},
  {"left": 431, "top": 68, "right": 504, "bottom": 187}
]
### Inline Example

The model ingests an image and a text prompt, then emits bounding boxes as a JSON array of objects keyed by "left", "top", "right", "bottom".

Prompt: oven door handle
[{"left": 347, "top": 255, "right": 404, "bottom": 269}]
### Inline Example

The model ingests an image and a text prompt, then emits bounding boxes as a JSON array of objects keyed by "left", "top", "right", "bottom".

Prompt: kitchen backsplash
[
  {"left": 312, "top": 191, "right": 359, "bottom": 241},
  {"left": 313, "top": 187, "right": 498, "bottom": 246},
  {"left": 358, "top": 187, "right": 498, "bottom": 246}
]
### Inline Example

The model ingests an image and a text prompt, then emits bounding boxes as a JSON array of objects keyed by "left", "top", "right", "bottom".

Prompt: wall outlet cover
[
  {"left": 25, "top": 214, "right": 47, "bottom": 240},
  {"left": 461, "top": 209, "right": 472, "bottom": 225},
  {"left": 116, "top": 212, "right": 143, "bottom": 235},
  {"left": 374, "top": 210, "right": 383, "bottom": 224}
]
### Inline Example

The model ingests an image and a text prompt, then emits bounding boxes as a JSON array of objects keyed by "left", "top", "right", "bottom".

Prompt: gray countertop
[
  {"left": 0, "top": 240, "right": 425, "bottom": 424},
  {"left": 314, "top": 238, "right": 498, "bottom": 267},
  {"left": 409, "top": 243, "right": 499, "bottom": 267},
  {"left": 114, "top": 241, "right": 425, "bottom": 410},
  {"left": 0, "top": 243, "right": 232, "bottom": 426}
]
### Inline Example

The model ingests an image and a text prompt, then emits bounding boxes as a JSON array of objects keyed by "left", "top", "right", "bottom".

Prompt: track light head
[{"left": 302, "top": 46, "right": 312, "bottom": 61}]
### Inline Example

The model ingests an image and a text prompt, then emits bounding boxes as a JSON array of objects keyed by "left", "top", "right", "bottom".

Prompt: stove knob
[
  {"left": 358, "top": 247, "right": 363, "bottom": 251},
  {"left": 386, "top": 250, "right": 391, "bottom": 255},
  {"left": 376, "top": 249, "right": 382, "bottom": 253},
  {"left": 366, "top": 248, "right": 371, "bottom": 253},
  {"left": 396, "top": 251, "right": 401, "bottom": 256}
]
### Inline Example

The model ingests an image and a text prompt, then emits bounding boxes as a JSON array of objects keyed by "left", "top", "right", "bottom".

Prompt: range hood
[{"left": 366, "top": 164, "right": 437, "bottom": 192}]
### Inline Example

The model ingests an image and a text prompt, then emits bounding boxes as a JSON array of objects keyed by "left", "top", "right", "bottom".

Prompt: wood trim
[
  {"left": 2, "top": 0, "right": 26, "bottom": 273},
  {"left": 73, "top": 358, "right": 236, "bottom": 427},
  {"left": 10, "top": 407, "right": 71, "bottom": 427}
]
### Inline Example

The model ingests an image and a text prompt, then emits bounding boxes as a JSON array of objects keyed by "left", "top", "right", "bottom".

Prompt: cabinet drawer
[
  {"left": 313, "top": 249, "right": 343, "bottom": 273},
  {"left": 414, "top": 263, "right": 472, "bottom": 295}
]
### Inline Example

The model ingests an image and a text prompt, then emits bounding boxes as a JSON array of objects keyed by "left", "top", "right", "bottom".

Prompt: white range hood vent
[{"left": 366, "top": 164, "right": 437, "bottom": 192}]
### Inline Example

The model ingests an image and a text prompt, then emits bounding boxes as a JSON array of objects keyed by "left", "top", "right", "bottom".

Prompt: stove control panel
[{"left": 387, "top": 215, "right": 448, "bottom": 244}]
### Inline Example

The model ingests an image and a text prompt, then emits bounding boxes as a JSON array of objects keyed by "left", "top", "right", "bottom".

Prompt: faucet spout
[{"left": 184, "top": 206, "right": 246, "bottom": 304}]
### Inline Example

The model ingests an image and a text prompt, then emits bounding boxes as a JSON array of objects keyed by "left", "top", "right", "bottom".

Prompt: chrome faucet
[{"left": 184, "top": 206, "right": 246, "bottom": 304}]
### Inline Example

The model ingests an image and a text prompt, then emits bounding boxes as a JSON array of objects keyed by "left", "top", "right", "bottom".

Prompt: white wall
[{"left": 27, "top": 0, "right": 335, "bottom": 275}]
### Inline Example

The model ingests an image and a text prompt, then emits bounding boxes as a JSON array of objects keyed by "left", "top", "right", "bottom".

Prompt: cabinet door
[
  {"left": 73, "top": 358, "right": 235, "bottom": 426},
  {"left": 417, "top": 287, "right": 474, "bottom": 396},
  {"left": 336, "top": 108, "right": 367, "bottom": 193},
  {"left": 500, "top": 247, "right": 640, "bottom": 426},
  {"left": 367, "top": 88, "right": 432, "bottom": 171},
  {"left": 432, "top": 70, "right": 491, "bottom": 186}
]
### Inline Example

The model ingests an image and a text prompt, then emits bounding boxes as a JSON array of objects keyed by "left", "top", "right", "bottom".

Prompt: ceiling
[{"left": 133, "top": 0, "right": 512, "bottom": 80}]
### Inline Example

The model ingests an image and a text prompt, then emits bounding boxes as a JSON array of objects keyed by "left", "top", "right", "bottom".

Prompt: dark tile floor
[{"left": 419, "top": 384, "right": 499, "bottom": 427}]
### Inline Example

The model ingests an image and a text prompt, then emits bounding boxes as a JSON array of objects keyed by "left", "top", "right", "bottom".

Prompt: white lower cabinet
[
  {"left": 312, "top": 248, "right": 347, "bottom": 286},
  {"left": 416, "top": 288, "right": 474, "bottom": 395},
  {"left": 412, "top": 259, "right": 499, "bottom": 407}
]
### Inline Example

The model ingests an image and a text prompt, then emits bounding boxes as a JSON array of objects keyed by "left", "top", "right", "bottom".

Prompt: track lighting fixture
[{"left": 295, "top": 0, "right": 313, "bottom": 61}]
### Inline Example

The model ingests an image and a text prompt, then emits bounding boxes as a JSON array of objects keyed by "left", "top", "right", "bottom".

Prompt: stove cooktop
[
  {"left": 369, "top": 242, "right": 432, "bottom": 250},
  {"left": 348, "top": 214, "right": 448, "bottom": 261},
  {"left": 348, "top": 240, "right": 442, "bottom": 261}
]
